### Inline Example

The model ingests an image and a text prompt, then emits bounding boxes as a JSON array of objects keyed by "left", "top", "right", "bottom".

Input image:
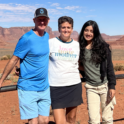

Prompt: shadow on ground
[
  {"left": 25, "top": 121, "right": 55, "bottom": 124},
  {"left": 49, "top": 121, "right": 55, "bottom": 124},
  {"left": 99, "top": 118, "right": 124, "bottom": 124},
  {"left": 113, "top": 118, "right": 124, "bottom": 122},
  {"left": 25, "top": 118, "right": 124, "bottom": 124}
]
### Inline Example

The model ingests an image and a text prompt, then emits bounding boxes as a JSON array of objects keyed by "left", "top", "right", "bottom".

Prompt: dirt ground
[{"left": 0, "top": 60, "right": 124, "bottom": 124}]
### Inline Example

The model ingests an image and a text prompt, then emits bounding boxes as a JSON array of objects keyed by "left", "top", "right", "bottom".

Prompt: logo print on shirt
[
  {"left": 54, "top": 46, "right": 77, "bottom": 61},
  {"left": 40, "top": 9, "right": 44, "bottom": 14}
]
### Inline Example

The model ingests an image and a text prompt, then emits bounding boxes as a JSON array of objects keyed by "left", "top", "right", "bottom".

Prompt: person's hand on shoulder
[{"left": 15, "top": 66, "right": 20, "bottom": 76}]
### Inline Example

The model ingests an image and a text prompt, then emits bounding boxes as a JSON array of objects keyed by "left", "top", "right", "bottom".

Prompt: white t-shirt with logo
[{"left": 49, "top": 37, "right": 81, "bottom": 87}]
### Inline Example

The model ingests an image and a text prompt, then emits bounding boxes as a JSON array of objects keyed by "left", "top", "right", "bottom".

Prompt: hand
[
  {"left": 106, "top": 89, "right": 115, "bottom": 104},
  {"left": 15, "top": 71, "right": 19, "bottom": 76},
  {"left": 15, "top": 66, "right": 20, "bottom": 76}
]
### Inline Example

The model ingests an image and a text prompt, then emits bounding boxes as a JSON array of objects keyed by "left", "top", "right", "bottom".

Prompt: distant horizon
[{"left": 0, "top": 25, "right": 124, "bottom": 37}]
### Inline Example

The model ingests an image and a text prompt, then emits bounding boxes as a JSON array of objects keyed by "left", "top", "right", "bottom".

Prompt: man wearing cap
[{"left": 0, "top": 8, "right": 51, "bottom": 124}]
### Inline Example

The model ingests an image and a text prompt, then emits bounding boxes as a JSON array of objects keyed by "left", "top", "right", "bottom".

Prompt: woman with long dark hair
[{"left": 79, "top": 20, "right": 116, "bottom": 124}]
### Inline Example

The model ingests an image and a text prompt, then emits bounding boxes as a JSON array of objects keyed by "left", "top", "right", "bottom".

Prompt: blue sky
[{"left": 0, "top": 0, "right": 124, "bottom": 35}]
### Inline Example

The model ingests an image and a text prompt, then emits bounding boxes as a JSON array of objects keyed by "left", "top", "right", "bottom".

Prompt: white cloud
[
  {"left": 0, "top": 4, "right": 36, "bottom": 13},
  {"left": 0, "top": 15, "right": 31, "bottom": 22},
  {"left": 0, "top": 11, "right": 4, "bottom": 16},
  {"left": 64, "top": 6, "right": 79, "bottom": 10},
  {"left": 0, "top": 3, "right": 38, "bottom": 23},
  {"left": 48, "top": 9, "right": 62, "bottom": 15},
  {"left": 51, "top": 3, "right": 60, "bottom": 7},
  {"left": 56, "top": 7, "right": 63, "bottom": 9},
  {"left": 0, "top": 3, "right": 83, "bottom": 23}
]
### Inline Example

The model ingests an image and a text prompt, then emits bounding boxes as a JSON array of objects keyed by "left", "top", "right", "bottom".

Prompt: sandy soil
[
  {"left": 111, "top": 46, "right": 124, "bottom": 49},
  {"left": 0, "top": 60, "right": 124, "bottom": 124},
  {"left": 112, "top": 60, "right": 124, "bottom": 65}
]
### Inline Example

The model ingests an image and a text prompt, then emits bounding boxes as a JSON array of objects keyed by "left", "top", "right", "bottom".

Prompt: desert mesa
[{"left": 0, "top": 26, "right": 124, "bottom": 49}]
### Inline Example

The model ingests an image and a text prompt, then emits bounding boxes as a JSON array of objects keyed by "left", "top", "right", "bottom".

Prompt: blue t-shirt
[{"left": 14, "top": 29, "right": 49, "bottom": 91}]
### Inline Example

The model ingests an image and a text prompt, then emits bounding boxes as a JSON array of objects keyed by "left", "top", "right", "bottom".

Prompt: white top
[{"left": 49, "top": 37, "right": 81, "bottom": 86}]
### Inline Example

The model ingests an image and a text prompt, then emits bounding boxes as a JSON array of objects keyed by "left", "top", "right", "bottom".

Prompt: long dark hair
[{"left": 79, "top": 20, "right": 109, "bottom": 65}]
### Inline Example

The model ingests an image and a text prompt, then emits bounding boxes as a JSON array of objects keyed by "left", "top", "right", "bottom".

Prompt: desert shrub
[
  {"left": 1, "top": 55, "right": 12, "bottom": 60},
  {"left": 114, "top": 64, "right": 124, "bottom": 71},
  {"left": 0, "top": 50, "right": 13, "bottom": 58},
  {"left": 6, "top": 55, "right": 12, "bottom": 59},
  {"left": 0, "top": 73, "right": 12, "bottom": 80},
  {"left": 11, "top": 78, "right": 18, "bottom": 83},
  {"left": 112, "top": 49, "right": 124, "bottom": 60},
  {"left": 1, "top": 55, "right": 8, "bottom": 60}
]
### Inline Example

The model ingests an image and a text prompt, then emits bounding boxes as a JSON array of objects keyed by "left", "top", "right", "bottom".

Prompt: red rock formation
[
  {"left": 52, "top": 31, "right": 60, "bottom": 37},
  {"left": 117, "top": 36, "right": 124, "bottom": 42},
  {"left": 71, "top": 31, "right": 79, "bottom": 41},
  {"left": 106, "top": 36, "right": 124, "bottom": 49},
  {"left": 0, "top": 26, "right": 55, "bottom": 43},
  {"left": 101, "top": 33, "right": 124, "bottom": 41},
  {"left": 0, "top": 25, "right": 124, "bottom": 47},
  {"left": 45, "top": 26, "right": 55, "bottom": 38},
  {"left": 108, "top": 36, "right": 124, "bottom": 45}
]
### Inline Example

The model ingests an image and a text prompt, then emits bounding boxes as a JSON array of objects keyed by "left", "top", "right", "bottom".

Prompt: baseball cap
[{"left": 34, "top": 8, "right": 49, "bottom": 18}]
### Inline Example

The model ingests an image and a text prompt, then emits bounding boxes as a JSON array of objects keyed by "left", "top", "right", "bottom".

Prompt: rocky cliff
[
  {"left": 108, "top": 36, "right": 124, "bottom": 45},
  {"left": 101, "top": 33, "right": 123, "bottom": 42},
  {"left": 0, "top": 26, "right": 124, "bottom": 46},
  {"left": 0, "top": 26, "right": 55, "bottom": 43},
  {"left": 0, "top": 26, "right": 79, "bottom": 44}
]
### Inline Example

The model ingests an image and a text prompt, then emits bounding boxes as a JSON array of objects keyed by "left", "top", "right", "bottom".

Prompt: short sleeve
[{"left": 13, "top": 35, "right": 30, "bottom": 59}]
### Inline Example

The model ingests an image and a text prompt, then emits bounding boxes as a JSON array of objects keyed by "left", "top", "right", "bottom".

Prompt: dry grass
[
  {"left": 112, "top": 49, "right": 124, "bottom": 60},
  {"left": 0, "top": 73, "right": 18, "bottom": 85},
  {"left": 1, "top": 55, "right": 12, "bottom": 60},
  {"left": 0, "top": 73, "right": 12, "bottom": 80},
  {"left": 0, "top": 51, "right": 13, "bottom": 59},
  {"left": 114, "top": 64, "right": 124, "bottom": 71}
]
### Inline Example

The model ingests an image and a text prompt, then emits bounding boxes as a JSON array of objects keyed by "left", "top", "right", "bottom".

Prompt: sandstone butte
[{"left": 0, "top": 26, "right": 124, "bottom": 46}]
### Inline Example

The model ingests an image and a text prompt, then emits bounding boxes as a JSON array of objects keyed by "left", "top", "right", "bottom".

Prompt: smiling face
[
  {"left": 33, "top": 16, "right": 49, "bottom": 31},
  {"left": 83, "top": 25, "right": 94, "bottom": 42},
  {"left": 59, "top": 22, "right": 73, "bottom": 41}
]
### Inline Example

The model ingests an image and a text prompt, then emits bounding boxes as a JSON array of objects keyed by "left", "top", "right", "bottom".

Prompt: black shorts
[{"left": 50, "top": 83, "right": 83, "bottom": 109}]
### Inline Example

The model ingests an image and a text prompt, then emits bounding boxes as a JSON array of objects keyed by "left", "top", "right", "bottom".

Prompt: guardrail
[
  {"left": 115, "top": 74, "right": 124, "bottom": 79},
  {"left": 0, "top": 74, "right": 124, "bottom": 92},
  {"left": 0, "top": 85, "right": 17, "bottom": 92}
]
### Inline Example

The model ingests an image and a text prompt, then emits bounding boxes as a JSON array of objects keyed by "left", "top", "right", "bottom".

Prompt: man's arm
[
  {"left": 15, "top": 66, "right": 20, "bottom": 76},
  {"left": 0, "top": 55, "right": 19, "bottom": 88}
]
